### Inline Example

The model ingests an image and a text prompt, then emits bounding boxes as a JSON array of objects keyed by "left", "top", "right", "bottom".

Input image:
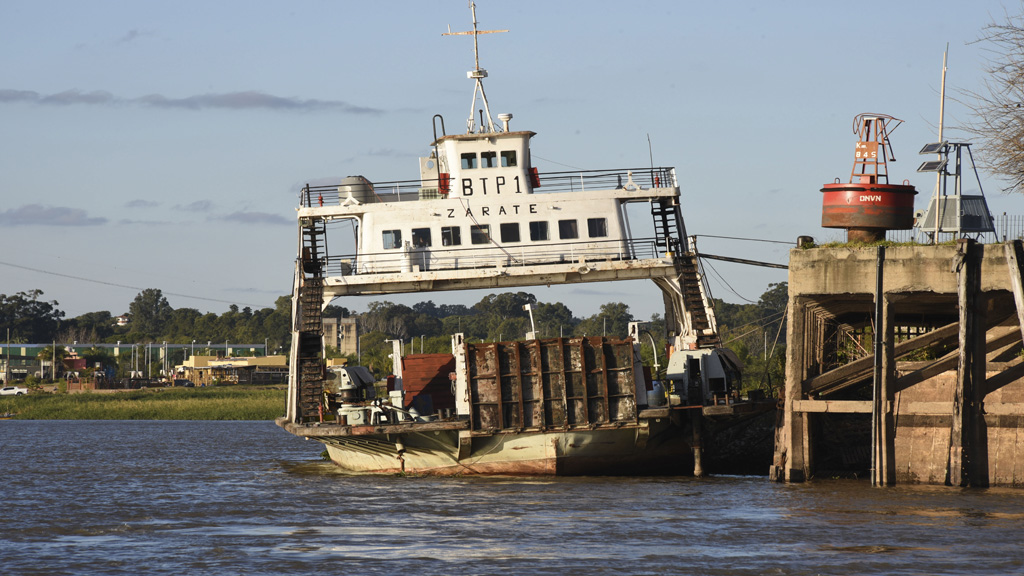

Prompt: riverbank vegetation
[
  {"left": 3, "top": 281, "right": 788, "bottom": 397},
  {"left": 0, "top": 386, "right": 285, "bottom": 420}
]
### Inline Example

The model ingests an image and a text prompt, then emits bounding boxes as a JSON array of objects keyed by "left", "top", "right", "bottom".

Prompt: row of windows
[
  {"left": 381, "top": 218, "right": 609, "bottom": 250},
  {"left": 460, "top": 150, "right": 518, "bottom": 170}
]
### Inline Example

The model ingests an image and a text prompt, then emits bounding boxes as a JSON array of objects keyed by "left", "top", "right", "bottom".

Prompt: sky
[{"left": 2, "top": 0, "right": 1023, "bottom": 323}]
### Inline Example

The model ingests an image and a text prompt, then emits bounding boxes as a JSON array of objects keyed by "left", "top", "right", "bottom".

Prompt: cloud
[
  {"left": 176, "top": 200, "right": 215, "bottom": 211},
  {"left": 220, "top": 211, "right": 291, "bottom": 225},
  {"left": 0, "top": 204, "right": 107, "bottom": 226},
  {"left": 138, "top": 91, "right": 380, "bottom": 113},
  {"left": 117, "top": 29, "right": 155, "bottom": 44},
  {"left": 366, "top": 148, "right": 405, "bottom": 157},
  {"left": 125, "top": 199, "right": 160, "bottom": 209},
  {"left": 0, "top": 88, "right": 382, "bottom": 114},
  {"left": 0, "top": 89, "right": 41, "bottom": 103},
  {"left": 117, "top": 219, "right": 173, "bottom": 226},
  {"left": 40, "top": 90, "right": 117, "bottom": 106}
]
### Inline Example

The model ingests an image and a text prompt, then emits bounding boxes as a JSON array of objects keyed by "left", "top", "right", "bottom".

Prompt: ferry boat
[{"left": 276, "top": 4, "right": 746, "bottom": 475}]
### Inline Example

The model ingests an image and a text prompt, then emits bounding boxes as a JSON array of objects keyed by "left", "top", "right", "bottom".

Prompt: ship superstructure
[{"left": 278, "top": 4, "right": 742, "bottom": 475}]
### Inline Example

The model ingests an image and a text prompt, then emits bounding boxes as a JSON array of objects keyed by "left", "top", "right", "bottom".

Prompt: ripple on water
[{"left": 3, "top": 421, "right": 1024, "bottom": 576}]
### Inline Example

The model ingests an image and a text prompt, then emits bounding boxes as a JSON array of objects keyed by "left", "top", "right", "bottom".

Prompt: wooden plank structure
[{"left": 771, "top": 240, "right": 1024, "bottom": 487}]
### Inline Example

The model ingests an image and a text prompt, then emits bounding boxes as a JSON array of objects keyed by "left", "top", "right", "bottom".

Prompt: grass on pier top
[
  {"left": 806, "top": 239, "right": 961, "bottom": 249},
  {"left": 0, "top": 386, "right": 286, "bottom": 420}
]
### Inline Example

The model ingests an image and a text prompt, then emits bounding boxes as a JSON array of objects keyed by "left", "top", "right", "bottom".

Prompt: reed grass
[{"left": 0, "top": 386, "right": 287, "bottom": 420}]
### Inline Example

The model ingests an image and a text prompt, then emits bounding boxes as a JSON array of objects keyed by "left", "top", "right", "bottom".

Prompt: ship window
[
  {"left": 441, "top": 226, "right": 462, "bottom": 246},
  {"left": 529, "top": 221, "right": 548, "bottom": 241},
  {"left": 587, "top": 218, "right": 608, "bottom": 238},
  {"left": 481, "top": 151, "right": 497, "bottom": 168},
  {"left": 412, "top": 228, "right": 431, "bottom": 247},
  {"left": 471, "top": 224, "right": 491, "bottom": 245},
  {"left": 500, "top": 223, "right": 520, "bottom": 243},
  {"left": 382, "top": 230, "right": 402, "bottom": 250},
  {"left": 461, "top": 153, "right": 478, "bottom": 169},
  {"left": 501, "top": 151, "right": 517, "bottom": 167},
  {"left": 558, "top": 220, "right": 579, "bottom": 240}
]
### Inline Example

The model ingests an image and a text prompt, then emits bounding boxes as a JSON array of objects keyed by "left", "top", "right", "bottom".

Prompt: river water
[{"left": 2, "top": 420, "right": 1023, "bottom": 575}]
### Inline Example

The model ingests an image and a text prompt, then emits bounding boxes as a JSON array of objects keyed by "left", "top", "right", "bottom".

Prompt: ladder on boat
[
  {"left": 296, "top": 219, "right": 327, "bottom": 422},
  {"left": 650, "top": 199, "right": 720, "bottom": 348},
  {"left": 677, "top": 254, "right": 720, "bottom": 348},
  {"left": 651, "top": 198, "right": 685, "bottom": 256}
]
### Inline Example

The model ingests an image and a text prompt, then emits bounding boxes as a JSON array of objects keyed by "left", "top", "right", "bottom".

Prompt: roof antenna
[{"left": 442, "top": 1, "right": 508, "bottom": 134}]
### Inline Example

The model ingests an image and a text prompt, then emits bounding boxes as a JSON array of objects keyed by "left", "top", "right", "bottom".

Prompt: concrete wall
[
  {"left": 775, "top": 241, "right": 1024, "bottom": 487},
  {"left": 891, "top": 366, "right": 1024, "bottom": 486}
]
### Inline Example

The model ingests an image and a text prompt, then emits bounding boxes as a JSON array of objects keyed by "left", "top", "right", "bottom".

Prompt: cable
[
  {"left": 694, "top": 234, "right": 795, "bottom": 245},
  {"left": 702, "top": 259, "right": 757, "bottom": 303},
  {"left": 721, "top": 313, "right": 786, "bottom": 347},
  {"left": 0, "top": 258, "right": 268, "bottom": 309},
  {"left": 721, "top": 309, "right": 787, "bottom": 338},
  {"left": 531, "top": 154, "right": 585, "bottom": 170}
]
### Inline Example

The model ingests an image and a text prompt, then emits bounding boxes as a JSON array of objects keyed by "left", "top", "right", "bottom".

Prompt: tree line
[{"left": 2, "top": 283, "right": 788, "bottom": 391}]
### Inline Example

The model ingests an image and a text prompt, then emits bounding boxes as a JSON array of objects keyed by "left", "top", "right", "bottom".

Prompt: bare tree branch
[{"left": 960, "top": 3, "right": 1024, "bottom": 193}]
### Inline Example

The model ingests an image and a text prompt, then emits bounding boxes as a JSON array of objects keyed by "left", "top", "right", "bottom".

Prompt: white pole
[{"left": 932, "top": 45, "right": 948, "bottom": 244}]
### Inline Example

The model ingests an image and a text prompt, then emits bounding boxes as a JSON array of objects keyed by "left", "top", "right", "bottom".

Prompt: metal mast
[
  {"left": 931, "top": 44, "right": 949, "bottom": 244},
  {"left": 443, "top": 2, "right": 507, "bottom": 133}
]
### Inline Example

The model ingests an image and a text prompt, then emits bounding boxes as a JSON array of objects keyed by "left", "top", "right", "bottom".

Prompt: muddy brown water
[{"left": 2, "top": 420, "right": 1022, "bottom": 575}]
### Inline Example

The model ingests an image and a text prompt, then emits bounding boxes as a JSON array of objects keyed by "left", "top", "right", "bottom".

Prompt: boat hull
[{"left": 280, "top": 416, "right": 694, "bottom": 476}]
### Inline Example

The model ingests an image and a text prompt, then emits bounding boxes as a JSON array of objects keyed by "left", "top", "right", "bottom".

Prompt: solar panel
[
  {"left": 917, "top": 159, "right": 948, "bottom": 172},
  {"left": 919, "top": 141, "right": 947, "bottom": 155}
]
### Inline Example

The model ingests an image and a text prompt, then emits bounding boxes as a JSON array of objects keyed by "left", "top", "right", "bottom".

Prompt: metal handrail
[
  {"left": 320, "top": 237, "right": 668, "bottom": 277},
  {"left": 299, "top": 167, "right": 678, "bottom": 207}
]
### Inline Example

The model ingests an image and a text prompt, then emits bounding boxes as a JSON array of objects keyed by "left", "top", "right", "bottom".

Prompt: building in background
[{"left": 323, "top": 317, "right": 358, "bottom": 356}]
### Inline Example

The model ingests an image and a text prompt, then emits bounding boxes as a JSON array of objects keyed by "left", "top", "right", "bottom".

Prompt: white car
[{"left": 0, "top": 386, "right": 28, "bottom": 396}]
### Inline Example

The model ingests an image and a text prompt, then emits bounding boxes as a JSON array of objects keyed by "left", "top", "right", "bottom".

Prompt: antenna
[
  {"left": 916, "top": 44, "right": 995, "bottom": 241},
  {"left": 930, "top": 44, "right": 949, "bottom": 245},
  {"left": 442, "top": 1, "right": 508, "bottom": 133}
]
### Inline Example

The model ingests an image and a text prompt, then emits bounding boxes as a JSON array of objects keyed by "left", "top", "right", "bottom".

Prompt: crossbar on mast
[{"left": 443, "top": 1, "right": 508, "bottom": 133}]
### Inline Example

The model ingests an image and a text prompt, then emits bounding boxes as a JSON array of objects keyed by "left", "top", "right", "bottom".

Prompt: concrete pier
[{"left": 771, "top": 240, "right": 1024, "bottom": 487}]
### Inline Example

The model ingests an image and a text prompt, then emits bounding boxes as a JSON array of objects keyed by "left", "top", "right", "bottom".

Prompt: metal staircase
[
  {"left": 651, "top": 198, "right": 684, "bottom": 255},
  {"left": 650, "top": 199, "right": 720, "bottom": 348},
  {"left": 676, "top": 254, "right": 720, "bottom": 348},
  {"left": 296, "top": 220, "right": 326, "bottom": 422}
]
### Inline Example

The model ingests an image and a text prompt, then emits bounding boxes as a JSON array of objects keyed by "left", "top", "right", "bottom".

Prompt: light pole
[
  {"left": 523, "top": 304, "right": 536, "bottom": 339},
  {"left": 131, "top": 344, "right": 139, "bottom": 379}
]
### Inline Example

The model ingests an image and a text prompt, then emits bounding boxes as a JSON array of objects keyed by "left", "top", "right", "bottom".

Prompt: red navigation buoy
[{"left": 821, "top": 114, "right": 917, "bottom": 242}]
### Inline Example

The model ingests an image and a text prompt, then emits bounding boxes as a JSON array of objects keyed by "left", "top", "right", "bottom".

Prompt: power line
[
  {"left": 0, "top": 258, "right": 268, "bottom": 309},
  {"left": 702, "top": 259, "right": 757, "bottom": 303},
  {"left": 531, "top": 154, "right": 585, "bottom": 170},
  {"left": 695, "top": 234, "right": 795, "bottom": 246},
  {"left": 722, "top": 308, "right": 788, "bottom": 336}
]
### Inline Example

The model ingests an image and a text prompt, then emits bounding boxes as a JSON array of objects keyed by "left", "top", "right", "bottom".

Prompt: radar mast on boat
[{"left": 443, "top": 1, "right": 508, "bottom": 134}]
